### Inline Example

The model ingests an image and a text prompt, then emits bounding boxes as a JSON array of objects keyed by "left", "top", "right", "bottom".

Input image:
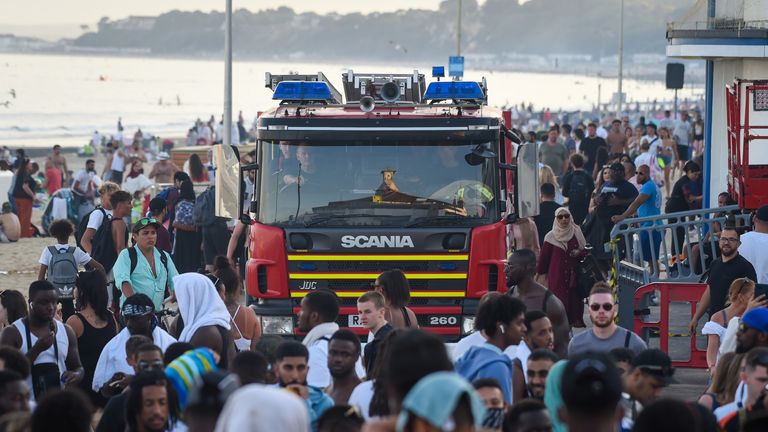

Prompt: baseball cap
[
  {"left": 756, "top": 205, "right": 768, "bottom": 222},
  {"left": 742, "top": 308, "right": 768, "bottom": 334},
  {"left": 157, "top": 151, "right": 170, "bottom": 160},
  {"left": 631, "top": 349, "right": 677, "bottom": 384},
  {"left": 561, "top": 352, "right": 623, "bottom": 416},
  {"left": 396, "top": 372, "right": 486, "bottom": 432},
  {"left": 132, "top": 217, "right": 161, "bottom": 233}
]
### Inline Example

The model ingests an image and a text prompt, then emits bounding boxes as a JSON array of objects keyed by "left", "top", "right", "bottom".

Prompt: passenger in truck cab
[{"left": 373, "top": 270, "right": 418, "bottom": 329}]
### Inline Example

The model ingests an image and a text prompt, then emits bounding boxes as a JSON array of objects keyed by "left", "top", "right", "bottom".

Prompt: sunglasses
[
  {"left": 556, "top": 214, "right": 570, "bottom": 220},
  {"left": 635, "top": 171, "right": 645, "bottom": 175},
  {"left": 590, "top": 303, "right": 614, "bottom": 312},
  {"left": 739, "top": 321, "right": 753, "bottom": 333},
  {"left": 136, "top": 217, "right": 158, "bottom": 227}
]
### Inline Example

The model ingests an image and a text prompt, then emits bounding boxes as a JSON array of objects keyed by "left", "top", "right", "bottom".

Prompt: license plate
[{"left": 348, "top": 315, "right": 363, "bottom": 327}]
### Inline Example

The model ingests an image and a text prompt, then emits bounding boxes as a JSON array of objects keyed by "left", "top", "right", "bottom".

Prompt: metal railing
[
  {"left": 609, "top": 205, "right": 751, "bottom": 283},
  {"left": 667, "top": 19, "right": 768, "bottom": 32}
]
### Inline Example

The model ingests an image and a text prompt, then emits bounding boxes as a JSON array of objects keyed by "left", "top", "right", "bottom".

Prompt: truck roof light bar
[
  {"left": 423, "top": 81, "right": 486, "bottom": 103},
  {"left": 272, "top": 81, "right": 337, "bottom": 103},
  {"left": 342, "top": 70, "right": 426, "bottom": 104},
  {"left": 265, "top": 72, "right": 342, "bottom": 104}
]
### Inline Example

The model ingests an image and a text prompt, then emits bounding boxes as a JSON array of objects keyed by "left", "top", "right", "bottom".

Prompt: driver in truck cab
[{"left": 283, "top": 144, "right": 316, "bottom": 187}]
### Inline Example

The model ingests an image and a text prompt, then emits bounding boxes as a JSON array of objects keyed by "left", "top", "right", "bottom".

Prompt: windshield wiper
[
  {"left": 405, "top": 215, "right": 471, "bottom": 228},
  {"left": 304, "top": 214, "right": 401, "bottom": 227}
]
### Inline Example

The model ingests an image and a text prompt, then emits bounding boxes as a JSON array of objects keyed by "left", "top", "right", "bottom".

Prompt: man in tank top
[{"left": 0, "top": 281, "right": 83, "bottom": 402}]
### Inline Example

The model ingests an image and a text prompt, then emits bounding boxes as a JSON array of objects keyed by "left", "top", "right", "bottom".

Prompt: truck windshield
[{"left": 257, "top": 140, "right": 499, "bottom": 227}]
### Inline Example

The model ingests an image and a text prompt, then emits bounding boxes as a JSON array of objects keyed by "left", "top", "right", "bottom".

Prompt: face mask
[{"left": 482, "top": 407, "right": 505, "bottom": 429}]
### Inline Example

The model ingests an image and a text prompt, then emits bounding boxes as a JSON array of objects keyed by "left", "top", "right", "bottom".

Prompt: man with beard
[
  {"left": 72, "top": 159, "right": 101, "bottom": 217},
  {"left": 125, "top": 369, "right": 178, "bottom": 432},
  {"left": 513, "top": 310, "right": 555, "bottom": 379},
  {"left": 275, "top": 341, "right": 333, "bottom": 431},
  {"left": 325, "top": 330, "right": 361, "bottom": 405},
  {"left": 736, "top": 309, "right": 768, "bottom": 355},
  {"left": 505, "top": 249, "right": 570, "bottom": 358},
  {"left": 526, "top": 349, "right": 558, "bottom": 400},
  {"left": 92, "top": 294, "right": 176, "bottom": 396},
  {"left": 568, "top": 284, "right": 647, "bottom": 357},
  {"left": 689, "top": 227, "right": 757, "bottom": 335}
]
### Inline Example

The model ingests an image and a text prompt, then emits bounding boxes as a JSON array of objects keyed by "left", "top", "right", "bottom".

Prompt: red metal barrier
[{"left": 633, "top": 282, "right": 707, "bottom": 369}]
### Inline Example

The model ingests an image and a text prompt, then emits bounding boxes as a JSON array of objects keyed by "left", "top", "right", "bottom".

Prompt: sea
[{"left": 0, "top": 52, "right": 704, "bottom": 149}]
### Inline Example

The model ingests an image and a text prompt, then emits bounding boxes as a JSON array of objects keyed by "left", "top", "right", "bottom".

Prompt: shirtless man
[
  {"left": 148, "top": 152, "right": 180, "bottom": 184},
  {"left": 0, "top": 202, "right": 20, "bottom": 242},
  {"left": 49, "top": 145, "right": 69, "bottom": 183},
  {"left": 505, "top": 249, "right": 570, "bottom": 358},
  {"left": 606, "top": 120, "right": 628, "bottom": 160}
]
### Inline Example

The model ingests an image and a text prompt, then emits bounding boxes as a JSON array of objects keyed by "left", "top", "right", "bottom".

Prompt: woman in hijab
[
  {"left": 173, "top": 273, "right": 235, "bottom": 369},
  {"left": 535, "top": 207, "right": 587, "bottom": 327}
]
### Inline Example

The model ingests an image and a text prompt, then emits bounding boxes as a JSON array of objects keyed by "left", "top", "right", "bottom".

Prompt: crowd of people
[{"left": 3, "top": 104, "right": 768, "bottom": 431}]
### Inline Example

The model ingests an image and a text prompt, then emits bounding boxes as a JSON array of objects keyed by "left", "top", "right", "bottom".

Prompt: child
[{"left": 38, "top": 219, "right": 105, "bottom": 321}]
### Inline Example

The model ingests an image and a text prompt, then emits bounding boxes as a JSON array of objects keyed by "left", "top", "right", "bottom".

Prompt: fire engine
[{"left": 212, "top": 69, "right": 539, "bottom": 339}]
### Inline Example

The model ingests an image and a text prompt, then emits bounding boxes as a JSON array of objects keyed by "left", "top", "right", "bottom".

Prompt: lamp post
[
  {"left": 457, "top": 0, "right": 462, "bottom": 56},
  {"left": 223, "top": 0, "right": 233, "bottom": 146},
  {"left": 617, "top": 0, "right": 624, "bottom": 115}
]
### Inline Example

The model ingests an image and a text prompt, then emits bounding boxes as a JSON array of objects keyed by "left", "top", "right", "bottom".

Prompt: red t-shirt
[{"left": 45, "top": 168, "right": 62, "bottom": 195}]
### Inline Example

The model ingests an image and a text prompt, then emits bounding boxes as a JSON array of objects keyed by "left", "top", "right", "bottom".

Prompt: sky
[
  {"left": 2, "top": 0, "right": 464, "bottom": 26},
  {"left": 3, "top": 0, "right": 481, "bottom": 40}
]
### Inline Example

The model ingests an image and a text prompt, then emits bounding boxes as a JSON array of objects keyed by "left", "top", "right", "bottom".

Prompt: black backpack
[
  {"left": 127, "top": 246, "right": 170, "bottom": 293},
  {"left": 75, "top": 207, "right": 106, "bottom": 249},
  {"left": 90, "top": 215, "right": 118, "bottom": 273},
  {"left": 567, "top": 171, "right": 592, "bottom": 202}
]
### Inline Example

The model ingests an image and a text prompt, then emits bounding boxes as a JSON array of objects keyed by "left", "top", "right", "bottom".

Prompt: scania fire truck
[{"left": 213, "top": 69, "right": 539, "bottom": 340}]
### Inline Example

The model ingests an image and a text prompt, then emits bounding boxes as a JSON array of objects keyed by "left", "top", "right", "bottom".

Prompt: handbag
[{"left": 24, "top": 320, "right": 62, "bottom": 399}]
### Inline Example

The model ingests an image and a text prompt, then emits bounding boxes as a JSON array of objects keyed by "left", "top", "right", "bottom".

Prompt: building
[{"left": 666, "top": 0, "right": 768, "bottom": 206}]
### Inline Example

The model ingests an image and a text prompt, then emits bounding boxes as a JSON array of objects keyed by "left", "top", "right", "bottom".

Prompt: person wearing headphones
[{"left": 91, "top": 293, "right": 176, "bottom": 398}]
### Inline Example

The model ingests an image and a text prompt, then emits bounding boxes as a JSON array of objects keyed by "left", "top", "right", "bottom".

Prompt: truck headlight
[
  {"left": 260, "top": 316, "right": 294, "bottom": 335},
  {"left": 461, "top": 316, "right": 475, "bottom": 335}
]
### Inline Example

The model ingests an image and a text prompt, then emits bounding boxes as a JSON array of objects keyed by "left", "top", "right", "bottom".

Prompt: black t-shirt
[
  {"left": 363, "top": 323, "right": 393, "bottom": 375},
  {"left": 12, "top": 172, "right": 35, "bottom": 199},
  {"left": 96, "top": 392, "right": 127, "bottom": 432},
  {"left": 596, "top": 180, "right": 638, "bottom": 220},
  {"left": 534, "top": 201, "right": 561, "bottom": 247},
  {"left": 708, "top": 254, "right": 757, "bottom": 316},
  {"left": 580, "top": 136, "right": 608, "bottom": 173},
  {"left": 666, "top": 176, "right": 691, "bottom": 213}
]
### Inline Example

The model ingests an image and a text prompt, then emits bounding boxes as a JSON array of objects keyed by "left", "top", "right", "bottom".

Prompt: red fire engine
[{"left": 213, "top": 69, "right": 539, "bottom": 339}]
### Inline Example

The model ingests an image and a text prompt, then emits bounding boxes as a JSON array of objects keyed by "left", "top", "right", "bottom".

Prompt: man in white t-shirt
[
  {"left": 515, "top": 311, "right": 556, "bottom": 380},
  {"left": 641, "top": 123, "right": 661, "bottom": 156},
  {"left": 739, "top": 205, "right": 768, "bottom": 283}
]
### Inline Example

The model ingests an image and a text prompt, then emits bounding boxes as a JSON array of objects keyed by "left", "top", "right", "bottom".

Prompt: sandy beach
[{"left": 0, "top": 148, "right": 113, "bottom": 297}]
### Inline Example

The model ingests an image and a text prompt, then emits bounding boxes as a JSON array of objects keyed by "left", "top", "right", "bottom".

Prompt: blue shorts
[{"left": 640, "top": 230, "right": 662, "bottom": 263}]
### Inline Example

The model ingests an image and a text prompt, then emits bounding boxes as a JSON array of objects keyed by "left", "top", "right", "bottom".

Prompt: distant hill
[{"left": 71, "top": 0, "right": 692, "bottom": 61}]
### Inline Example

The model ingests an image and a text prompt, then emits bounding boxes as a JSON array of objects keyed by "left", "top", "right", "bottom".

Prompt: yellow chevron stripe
[
  {"left": 287, "top": 254, "right": 469, "bottom": 261},
  {"left": 290, "top": 291, "right": 466, "bottom": 298},
  {"left": 288, "top": 273, "right": 466, "bottom": 280}
]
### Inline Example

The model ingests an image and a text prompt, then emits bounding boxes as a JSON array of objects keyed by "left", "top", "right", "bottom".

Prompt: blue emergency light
[
  {"left": 272, "top": 81, "right": 333, "bottom": 101},
  {"left": 423, "top": 81, "right": 484, "bottom": 101},
  {"left": 432, "top": 66, "right": 445, "bottom": 78}
]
